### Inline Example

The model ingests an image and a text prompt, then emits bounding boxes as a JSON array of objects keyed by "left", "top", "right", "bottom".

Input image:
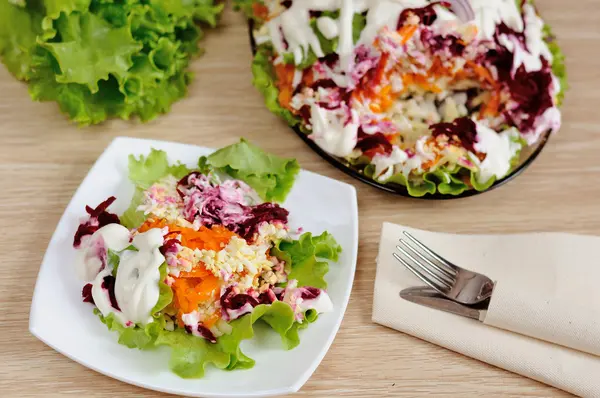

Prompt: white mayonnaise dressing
[
  {"left": 469, "top": 0, "right": 523, "bottom": 40},
  {"left": 114, "top": 229, "right": 165, "bottom": 326},
  {"left": 473, "top": 124, "right": 521, "bottom": 183},
  {"left": 75, "top": 224, "right": 165, "bottom": 327},
  {"left": 317, "top": 16, "right": 339, "bottom": 39},
  {"left": 298, "top": 291, "right": 334, "bottom": 314},
  {"left": 75, "top": 223, "right": 130, "bottom": 281},
  {"left": 338, "top": 0, "right": 356, "bottom": 76},
  {"left": 358, "top": 0, "right": 428, "bottom": 47},
  {"left": 372, "top": 146, "right": 408, "bottom": 180},
  {"left": 310, "top": 103, "right": 359, "bottom": 157},
  {"left": 527, "top": 106, "right": 561, "bottom": 145},
  {"left": 91, "top": 268, "right": 130, "bottom": 326},
  {"left": 497, "top": 4, "right": 552, "bottom": 73}
]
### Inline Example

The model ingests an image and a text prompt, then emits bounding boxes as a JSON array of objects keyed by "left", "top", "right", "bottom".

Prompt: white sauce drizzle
[
  {"left": 372, "top": 146, "right": 408, "bottom": 180},
  {"left": 115, "top": 229, "right": 164, "bottom": 326},
  {"left": 338, "top": 0, "right": 356, "bottom": 77},
  {"left": 310, "top": 103, "right": 359, "bottom": 157},
  {"left": 317, "top": 16, "right": 339, "bottom": 39},
  {"left": 75, "top": 224, "right": 165, "bottom": 327},
  {"left": 75, "top": 223, "right": 130, "bottom": 281},
  {"left": 473, "top": 124, "right": 521, "bottom": 183},
  {"left": 298, "top": 291, "right": 334, "bottom": 314},
  {"left": 469, "top": 0, "right": 523, "bottom": 40}
]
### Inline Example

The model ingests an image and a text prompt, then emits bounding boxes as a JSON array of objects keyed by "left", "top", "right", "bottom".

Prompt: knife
[{"left": 400, "top": 286, "right": 489, "bottom": 321}]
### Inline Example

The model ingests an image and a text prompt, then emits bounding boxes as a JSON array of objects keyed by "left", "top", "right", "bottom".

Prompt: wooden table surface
[{"left": 1, "top": 1, "right": 597, "bottom": 396}]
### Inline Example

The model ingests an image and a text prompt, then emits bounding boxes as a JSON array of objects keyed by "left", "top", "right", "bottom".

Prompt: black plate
[{"left": 247, "top": 21, "right": 552, "bottom": 200}]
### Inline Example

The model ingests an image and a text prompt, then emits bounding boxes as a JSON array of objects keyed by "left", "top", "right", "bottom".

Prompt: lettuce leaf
[
  {"left": 97, "top": 300, "right": 316, "bottom": 378},
  {"left": 41, "top": 12, "right": 142, "bottom": 93},
  {"left": 155, "top": 328, "right": 231, "bottom": 378},
  {"left": 121, "top": 148, "right": 190, "bottom": 229},
  {"left": 0, "top": 0, "right": 223, "bottom": 125},
  {"left": 272, "top": 231, "right": 341, "bottom": 289},
  {"left": 0, "top": 1, "right": 42, "bottom": 80},
  {"left": 128, "top": 148, "right": 191, "bottom": 189},
  {"left": 207, "top": 138, "right": 300, "bottom": 203},
  {"left": 96, "top": 310, "right": 163, "bottom": 350},
  {"left": 543, "top": 23, "right": 567, "bottom": 105},
  {"left": 151, "top": 263, "right": 173, "bottom": 315}
]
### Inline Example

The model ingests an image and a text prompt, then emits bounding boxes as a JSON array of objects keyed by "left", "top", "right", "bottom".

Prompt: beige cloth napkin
[{"left": 372, "top": 222, "right": 600, "bottom": 397}]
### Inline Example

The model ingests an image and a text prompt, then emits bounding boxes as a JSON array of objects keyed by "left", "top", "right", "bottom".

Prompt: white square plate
[{"left": 29, "top": 137, "right": 358, "bottom": 397}]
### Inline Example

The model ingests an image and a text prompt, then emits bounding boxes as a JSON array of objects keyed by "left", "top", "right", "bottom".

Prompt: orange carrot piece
[
  {"left": 398, "top": 25, "right": 418, "bottom": 45},
  {"left": 252, "top": 3, "right": 269, "bottom": 20},
  {"left": 466, "top": 61, "right": 496, "bottom": 87},
  {"left": 482, "top": 91, "right": 501, "bottom": 117}
]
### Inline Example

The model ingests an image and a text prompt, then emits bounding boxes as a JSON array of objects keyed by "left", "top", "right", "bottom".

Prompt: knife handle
[{"left": 481, "top": 280, "right": 600, "bottom": 356}]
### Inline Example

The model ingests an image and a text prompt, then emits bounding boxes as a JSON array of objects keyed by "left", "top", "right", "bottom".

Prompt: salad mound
[
  {"left": 244, "top": 0, "right": 567, "bottom": 196},
  {"left": 73, "top": 139, "right": 341, "bottom": 378}
]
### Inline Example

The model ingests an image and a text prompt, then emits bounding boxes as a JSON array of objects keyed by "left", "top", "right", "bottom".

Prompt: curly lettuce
[
  {"left": 97, "top": 301, "right": 318, "bottom": 379},
  {"left": 272, "top": 231, "right": 342, "bottom": 289},
  {"left": 0, "top": 0, "right": 223, "bottom": 125},
  {"left": 543, "top": 23, "right": 567, "bottom": 106},
  {"left": 205, "top": 138, "right": 300, "bottom": 203}
]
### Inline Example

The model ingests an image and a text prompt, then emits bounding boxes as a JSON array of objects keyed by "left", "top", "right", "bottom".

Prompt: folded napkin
[{"left": 372, "top": 222, "right": 600, "bottom": 397}]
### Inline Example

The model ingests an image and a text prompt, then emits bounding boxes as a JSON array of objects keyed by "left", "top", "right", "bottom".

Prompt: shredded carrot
[
  {"left": 398, "top": 25, "right": 418, "bottom": 45},
  {"left": 179, "top": 225, "right": 236, "bottom": 251},
  {"left": 403, "top": 73, "right": 442, "bottom": 93},
  {"left": 481, "top": 90, "right": 501, "bottom": 117},
  {"left": 466, "top": 61, "right": 496, "bottom": 87},
  {"left": 429, "top": 57, "right": 452, "bottom": 77},
  {"left": 252, "top": 3, "right": 269, "bottom": 20},
  {"left": 138, "top": 219, "right": 236, "bottom": 251},
  {"left": 421, "top": 154, "right": 443, "bottom": 170},
  {"left": 274, "top": 62, "right": 296, "bottom": 109},
  {"left": 302, "top": 69, "right": 315, "bottom": 87},
  {"left": 373, "top": 53, "right": 390, "bottom": 87},
  {"left": 138, "top": 218, "right": 170, "bottom": 233}
]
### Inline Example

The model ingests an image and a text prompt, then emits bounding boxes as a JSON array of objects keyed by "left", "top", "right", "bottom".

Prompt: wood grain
[{"left": 0, "top": 1, "right": 596, "bottom": 396}]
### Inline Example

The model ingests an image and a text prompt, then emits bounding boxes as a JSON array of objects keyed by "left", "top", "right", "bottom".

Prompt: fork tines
[{"left": 394, "top": 231, "right": 457, "bottom": 293}]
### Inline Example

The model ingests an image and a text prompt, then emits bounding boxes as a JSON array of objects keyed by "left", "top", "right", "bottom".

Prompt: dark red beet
[
  {"left": 82, "top": 283, "right": 94, "bottom": 305},
  {"left": 506, "top": 63, "right": 554, "bottom": 132},
  {"left": 300, "top": 287, "right": 321, "bottom": 300},
  {"left": 101, "top": 275, "right": 121, "bottom": 311},
  {"left": 430, "top": 117, "right": 478, "bottom": 152},
  {"left": 160, "top": 238, "right": 180, "bottom": 256},
  {"left": 427, "top": 33, "right": 465, "bottom": 57},
  {"left": 197, "top": 325, "right": 217, "bottom": 343},
  {"left": 258, "top": 290, "right": 277, "bottom": 305},
  {"left": 319, "top": 53, "right": 339, "bottom": 68},
  {"left": 356, "top": 130, "right": 393, "bottom": 158},
  {"left": 235, "top": 203, "right": 289, "bottom": 241},
  {"left": 73, "top": 196, "right": 120, "bottom": 248}
]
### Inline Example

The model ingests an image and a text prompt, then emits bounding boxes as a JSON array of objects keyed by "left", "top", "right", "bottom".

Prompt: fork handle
[{"left": 481, "top": 280, "right": 600, "bottom": 356}]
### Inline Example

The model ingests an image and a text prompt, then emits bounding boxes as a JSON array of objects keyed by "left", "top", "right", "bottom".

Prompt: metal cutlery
[
  {"left": 394, "top": 231, "right": 494, "bottom": 305},
  {"left": 399, "top": 286, "right": 487, "bottom": 320},
  {"left": 394, "top": 230, "right": 600, "bottom": 356}
]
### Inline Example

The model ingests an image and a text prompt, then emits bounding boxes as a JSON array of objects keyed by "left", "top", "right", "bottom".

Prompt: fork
[{"left": 393, "top": 231, "right": 494, "bottom": 305}]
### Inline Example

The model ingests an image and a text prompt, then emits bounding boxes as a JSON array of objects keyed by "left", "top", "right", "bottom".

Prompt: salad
[
  {"left": 243, "top": 0, "right": 567, "bottom": 196},
  {"left": 73, "top": 139, "right": 342, "bottom": 378}
]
